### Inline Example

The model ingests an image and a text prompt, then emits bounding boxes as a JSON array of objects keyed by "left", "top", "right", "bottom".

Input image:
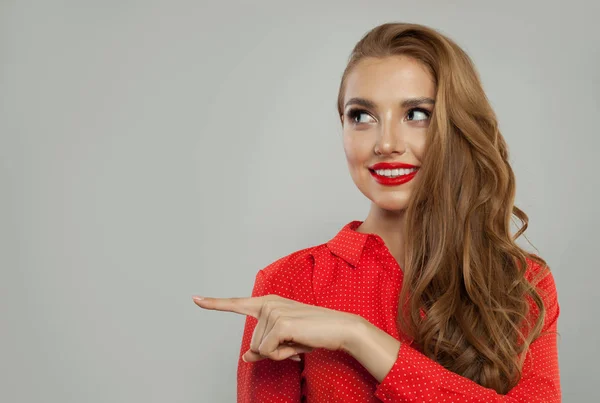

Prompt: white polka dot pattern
[{"left": 237, "top": 221, "right": 561, "bottom": 402}]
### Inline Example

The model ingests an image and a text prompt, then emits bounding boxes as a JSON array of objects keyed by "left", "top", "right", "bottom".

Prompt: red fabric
[{"left": 237, "top": 220, "right": 561, "bottom": 402}]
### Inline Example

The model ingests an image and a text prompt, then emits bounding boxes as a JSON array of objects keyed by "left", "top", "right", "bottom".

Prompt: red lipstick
[
  {"left": 369, "top": 162, "right": 419, "bottom": 170},
  {"left": 368, "top": 162, "right": 419, "bottom": 186}
]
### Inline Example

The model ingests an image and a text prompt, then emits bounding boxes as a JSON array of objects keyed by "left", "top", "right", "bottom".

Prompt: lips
[
  {"left": 369, "top": 162, "right": 419, "bottom": 170},
  {"left": 368, "top": 161, "right": 420, "bottom": 186}
]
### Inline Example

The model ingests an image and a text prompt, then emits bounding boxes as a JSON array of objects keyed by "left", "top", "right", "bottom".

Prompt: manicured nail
[{"left": 192, "top": 296, "right": 204, "bottom": 301}]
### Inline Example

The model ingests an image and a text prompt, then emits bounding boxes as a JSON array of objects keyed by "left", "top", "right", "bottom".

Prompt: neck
[{"left": 355, "top": 205, "right": 406, "bottom": 267}]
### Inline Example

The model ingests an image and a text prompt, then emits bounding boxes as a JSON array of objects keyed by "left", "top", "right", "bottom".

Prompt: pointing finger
[{"left": 192, "top": 295, "right": 264, "bottom": 318}]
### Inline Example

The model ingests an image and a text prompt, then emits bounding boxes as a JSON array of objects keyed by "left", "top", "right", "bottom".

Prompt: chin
[
  {"left": 375, "top": 201, "right": 409, "bottom": 212},
  {"left": 366, "top": 191, "right": 412, "bottom": 212}
]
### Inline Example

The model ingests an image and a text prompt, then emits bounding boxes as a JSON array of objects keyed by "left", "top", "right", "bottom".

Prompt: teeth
[{"left": 374, "top": 167, "right": 417, "bottom": 177}]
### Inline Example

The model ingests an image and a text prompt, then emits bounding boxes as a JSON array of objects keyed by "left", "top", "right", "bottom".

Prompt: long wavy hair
[{"left": 336, "top": 22, "right": 551, "bottom": 394}]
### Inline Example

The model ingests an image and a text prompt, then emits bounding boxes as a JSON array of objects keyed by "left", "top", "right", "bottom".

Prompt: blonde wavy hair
[{"left": 336, "top": 22, "right": 551, "bottom": 394}]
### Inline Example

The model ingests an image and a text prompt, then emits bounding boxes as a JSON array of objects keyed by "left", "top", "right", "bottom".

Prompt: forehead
[{"left": 344, "top": 56, "right": 435, "bottom": 102}]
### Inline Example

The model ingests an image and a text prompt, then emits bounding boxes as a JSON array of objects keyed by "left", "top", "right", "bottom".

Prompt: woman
[{"left": 193, "top": 22, "right": 560, "bottom": 402}]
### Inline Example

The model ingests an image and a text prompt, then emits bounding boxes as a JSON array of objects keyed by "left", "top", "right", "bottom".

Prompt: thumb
[{"left": 242, "top": 344, "right": 313, "bottom": 363}]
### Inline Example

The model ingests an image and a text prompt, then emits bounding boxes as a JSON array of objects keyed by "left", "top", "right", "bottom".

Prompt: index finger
[{"left": 192, "top": 295, "right": 264, "bottom": 318}]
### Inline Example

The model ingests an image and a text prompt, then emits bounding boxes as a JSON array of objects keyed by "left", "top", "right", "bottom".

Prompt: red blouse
[{"left": 237, "top": 220, "right": 561, "bottom": 402}]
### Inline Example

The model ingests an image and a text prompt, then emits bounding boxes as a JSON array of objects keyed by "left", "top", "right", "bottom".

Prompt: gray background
[{"left": 1, "top": 1, "right": 598, "bottom": 402}]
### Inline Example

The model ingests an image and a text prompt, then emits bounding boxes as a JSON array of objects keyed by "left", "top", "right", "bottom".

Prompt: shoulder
[
  {"left": 524, "top": 254, "right": 558, "bottom": 298},
  {"left": 524, "top": 254, "right": 560, "bottom": 332},
  {"left": 259, "top": 245, "right": 318, "bottom": 279},
  {"left": 251, "top": 243, "right": 328, "bottom": 302}
]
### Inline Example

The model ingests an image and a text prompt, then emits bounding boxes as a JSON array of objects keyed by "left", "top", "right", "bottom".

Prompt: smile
[{"left": 369, "top": 168, "right": 418, "bottom": 186}]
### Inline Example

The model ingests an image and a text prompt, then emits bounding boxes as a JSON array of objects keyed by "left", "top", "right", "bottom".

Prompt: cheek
[
  {"left": 408, "top": 132, "right": 427, "bottom": 161},
  {"left": 343, "top": 133, "right": 371, "bottom": 167},
  {"left": 342, "top": 135, "right": 353, "bottom": 159}
]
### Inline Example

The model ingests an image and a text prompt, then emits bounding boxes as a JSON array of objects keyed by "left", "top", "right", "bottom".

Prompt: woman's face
[{"left": 341, "top": 55, "right": 436, "bottom": 212}]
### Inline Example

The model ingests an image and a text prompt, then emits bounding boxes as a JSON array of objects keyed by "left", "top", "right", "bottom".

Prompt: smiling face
[{"left": 341, "top": 55, "right": 436, "bottom": 212}]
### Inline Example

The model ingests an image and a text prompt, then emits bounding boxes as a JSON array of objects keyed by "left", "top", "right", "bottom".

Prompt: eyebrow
[{"left": 344, "top": 96, "right": 435, "bottom": 110}]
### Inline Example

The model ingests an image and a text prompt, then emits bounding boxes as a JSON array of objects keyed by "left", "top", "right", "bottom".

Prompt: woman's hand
[{"left": 192, "top": 294, "right": 364, "bottom": 363}]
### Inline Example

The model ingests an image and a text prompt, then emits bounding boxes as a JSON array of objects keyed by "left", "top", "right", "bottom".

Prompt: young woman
[{"left": 193, "top": 22, "right": 560, "bottom": 402}]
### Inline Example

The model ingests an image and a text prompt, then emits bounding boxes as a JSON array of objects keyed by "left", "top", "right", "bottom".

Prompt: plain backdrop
[{"left": 1, "top": 0, "right": 598, "bottom": 402}]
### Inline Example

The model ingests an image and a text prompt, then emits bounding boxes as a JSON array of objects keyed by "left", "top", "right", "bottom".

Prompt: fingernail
[
  {"left": 242, "top": 355, "right": 248, "bottom": 363},
  {"left": 192, "top": 296, "right": 204, "bottom": 301},
  {"left": 289, "top": 356, "right": 301, "bottom": 362}
]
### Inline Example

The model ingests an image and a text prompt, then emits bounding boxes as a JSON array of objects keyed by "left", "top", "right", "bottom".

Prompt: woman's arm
[
  {"left": 237, "top": 268, "right": 302, "bottom": 403},
  {"left": 343, "top": 316, "right": 401, "bottom": 382},
  {"left": 344, "top": 271, "right": 561, "bottom": 402}
]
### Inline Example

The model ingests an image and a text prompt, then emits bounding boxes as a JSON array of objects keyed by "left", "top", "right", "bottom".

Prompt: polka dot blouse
[{"left": 237, "top": 220, "right": 561, "bottom": 402}]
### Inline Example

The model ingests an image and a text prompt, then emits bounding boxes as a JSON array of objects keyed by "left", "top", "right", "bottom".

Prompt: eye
[
  {"left": 346, "top": 108, "right": 375, "bottom": 125},
  {"left": 406, "top": 108, "right": 431, "bottom": 122}
]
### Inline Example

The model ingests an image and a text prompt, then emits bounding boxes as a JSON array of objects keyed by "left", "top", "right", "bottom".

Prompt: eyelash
[{"left": 346, "top": 107, "right": 431, "bottom": 124}]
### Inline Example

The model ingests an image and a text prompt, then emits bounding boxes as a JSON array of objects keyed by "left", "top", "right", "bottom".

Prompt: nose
[{"left": 374, "top": 115, "right": 406, "bottom": 156}]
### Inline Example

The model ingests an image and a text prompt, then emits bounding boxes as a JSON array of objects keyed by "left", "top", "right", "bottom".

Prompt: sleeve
[
  {"left": 374, "top": 270, "right": 561, "bottom": 403},
  {"left": 236, "top": 264, "right": 303, "bottom": 403}
]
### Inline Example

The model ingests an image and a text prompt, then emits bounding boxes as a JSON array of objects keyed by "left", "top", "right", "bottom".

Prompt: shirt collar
[{"left": 326, "top": 220, "right": 378, "bottom": 268}]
